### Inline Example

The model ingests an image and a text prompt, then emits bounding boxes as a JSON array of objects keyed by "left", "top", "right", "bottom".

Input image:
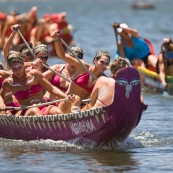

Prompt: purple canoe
[{"left": 0, "top": 67, "right": 147, "bottom": 143}]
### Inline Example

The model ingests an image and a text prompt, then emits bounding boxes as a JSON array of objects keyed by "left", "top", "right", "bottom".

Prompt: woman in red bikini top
[
  {"left": 82, "top": 57, "right": 134, "bottom": 111},
  {"left": 0, "top": 51, "right": 73, "bottom": 116},
  {"left": 43, "top": 62, "right": 75, "bottom": 101},
  {"left": 52, "top": 31, "right": 111, "bottom": 100}
]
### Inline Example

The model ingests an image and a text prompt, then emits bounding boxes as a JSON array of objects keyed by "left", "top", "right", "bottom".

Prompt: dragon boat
[{"left": 0, "top": 67, "right": 147, "bottom": 144}]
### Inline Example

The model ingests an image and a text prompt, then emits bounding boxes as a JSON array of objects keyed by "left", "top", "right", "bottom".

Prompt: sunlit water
[{"left": 0, "top": 0, "right": 173, "bottom": 172}]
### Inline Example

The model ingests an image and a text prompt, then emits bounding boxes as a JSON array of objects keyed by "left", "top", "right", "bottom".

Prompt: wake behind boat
[{"left": 0, "top": 67, "right": 147, "bottom": 144}]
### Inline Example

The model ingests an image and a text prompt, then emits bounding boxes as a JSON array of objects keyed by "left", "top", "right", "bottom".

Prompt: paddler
[
  {"left": 112, "top": 22, "right": 157, "bottom": 69},
  {"left": 156, "top": 38, "right": 173, "bottom": 89}
]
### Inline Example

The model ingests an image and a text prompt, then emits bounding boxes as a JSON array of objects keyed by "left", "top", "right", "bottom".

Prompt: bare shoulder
[
  {"left": 85, "top": 62, "right": 91, "bottom": 69},
  {"left": 51, "top": 64, "right": 65, "bottom": 71},
  {"left": 96, "top": 76, "right": 114, "bottom": 85},
  {"left": 0, "top": 70, "right": 12, "bottom": 79},
  {"left": 28, "top": 69, "right": 43, "bottom": 79},
  {"left": 3, "top": 76, "right": 12, "bottom": 86}
]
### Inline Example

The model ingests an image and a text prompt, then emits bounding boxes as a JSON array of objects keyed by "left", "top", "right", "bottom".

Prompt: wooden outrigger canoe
[
  {"left": 0, "top": 67, "right": 147, "bottom": 144},
  {"left": 138, "top": 66, "right": 173, "bottom": 95}
]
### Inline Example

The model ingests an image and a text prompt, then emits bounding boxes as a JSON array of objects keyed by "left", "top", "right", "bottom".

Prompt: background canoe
[
  {"left": 138, "top": 66, "right": 173, "bottom": 95},
  {"left": 132, "top": 3, "right": 155, "bottom": 9}
]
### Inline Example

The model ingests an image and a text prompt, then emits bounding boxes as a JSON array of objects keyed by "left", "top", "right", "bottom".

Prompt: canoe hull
[
  {"left": 0, "top": 106, "right": 139, "bottom": 143},
  {"left": 0, "top": 67, "right": 146, "bottom": 144},
  {"left": 138, "top": 67, "right": 173, "bottom": 95}
]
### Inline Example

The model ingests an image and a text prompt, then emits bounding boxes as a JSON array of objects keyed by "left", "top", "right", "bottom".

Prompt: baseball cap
[{"left": 117, "top": 23, "right": 128, "bottom": 33}]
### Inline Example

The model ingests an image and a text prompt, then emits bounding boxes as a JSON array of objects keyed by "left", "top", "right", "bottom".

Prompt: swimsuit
[
  {"left": 6, "top": 102, "right": 20, "bottom": 115},
  {"left": 14, "top": 84, "right": 42, "bottom": 100},
  {"left": 50, "top": 65, "right": 68, "bottom": 92},
  {"left": 14, "top": 86, "right": 51, "bottom": 116},
  {"left": 8, "top": 77, "right": 49, "bottom": 116},
  {"left": 72, "top": 71, "right": 95, "bottom": 93},
  {"left": 115, "top": 36, "right": 150, "bottom": 61},
  {"left": 44, "top": 97, "right": 59, "bottom": 107},
  {"left": 20, "top": 105, "right": 51, "bottom": 116}
]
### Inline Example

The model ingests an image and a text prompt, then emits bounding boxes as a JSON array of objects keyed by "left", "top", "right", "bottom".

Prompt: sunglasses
[
  {"left": 37, "top": 55, "right": 48, "bottom": 60},
  {"left": 11, "top": 64, "right": 24, "bottom": 70},
  {"left": 98, "top": 60, "right": 110, "bottom": 66}
]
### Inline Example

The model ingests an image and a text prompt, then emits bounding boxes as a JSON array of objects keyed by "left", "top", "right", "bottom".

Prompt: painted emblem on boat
[
  {"left": 116, "top": 78, "right": 140, "bottom": 98},
  {"left": 70, "top": 119, "right": 96, "bottom": 135}
]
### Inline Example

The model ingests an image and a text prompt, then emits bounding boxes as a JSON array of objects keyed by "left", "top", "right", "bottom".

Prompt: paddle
[
  {"left": 0, "top": 98, "right": 91, "bottom": 111},
  {"left": 17, "top": 30, "right": 34, "bottom": 58},
  {"left": 41, "top": 63, "right": 71, "bottom": 82},
  {"left": 112, "top": 22, "right": 120, "bottom": 55},
  {"left": 1, "top": 98, "right": 70, "bottom": 111},
  {"left": 112, "top": 22, "right": 132, "bottom": 66},
  {"left": 17, "top": 30, "right": 70, "bottom": 82},
  {"left": 56, "top": 32, "right": 97, "bottom": 80}
]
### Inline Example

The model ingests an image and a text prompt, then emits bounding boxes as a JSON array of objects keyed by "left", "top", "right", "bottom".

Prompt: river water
[{"left": 0, "top": 0, "right": 173, "bottom": 172}]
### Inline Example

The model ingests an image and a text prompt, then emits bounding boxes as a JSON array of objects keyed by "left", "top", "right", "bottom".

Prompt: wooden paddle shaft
[
  {"left": 58, "top": 36, "right": 97, "bottom": 80},
  {"left": 2, "top": 98, "right": 91, "bottom": 111},
  {"left": 18, "top": 30, "right": 70, "bottom": 82}
]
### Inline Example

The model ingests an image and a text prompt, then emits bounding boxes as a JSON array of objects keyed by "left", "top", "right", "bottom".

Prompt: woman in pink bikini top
[
  {"left": 52, "top": 31, "right": 111, "bottom": 100},
  {"left": 43, "top": 63, "right": 75, "bottom": 101},
  {"left": 0, "top": 51, "right": 74, "bottom": 116}
]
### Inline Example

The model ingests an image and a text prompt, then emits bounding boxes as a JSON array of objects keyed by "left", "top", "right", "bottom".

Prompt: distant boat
[{"left": 132, "top": 2, "right": 155, "bottom": 9}]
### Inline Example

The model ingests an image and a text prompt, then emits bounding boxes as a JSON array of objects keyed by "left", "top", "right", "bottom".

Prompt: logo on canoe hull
[{"left": 116, "top": 78, "right": 140, "bottom": 98}]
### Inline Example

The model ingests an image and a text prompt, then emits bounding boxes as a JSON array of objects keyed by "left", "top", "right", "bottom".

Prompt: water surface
[{"left": 0, "top": 0, "right": 173, "bottom": 172}]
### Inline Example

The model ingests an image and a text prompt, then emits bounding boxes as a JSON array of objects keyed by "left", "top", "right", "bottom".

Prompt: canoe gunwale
[{"left": 0, "top": 106, "right": 106, "bottom": 123}]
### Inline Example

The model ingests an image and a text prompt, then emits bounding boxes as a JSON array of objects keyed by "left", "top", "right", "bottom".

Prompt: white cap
[
  {"left": 163, "top": 38, "right": 170, "bottom": 43},
  {"left": 117, "top": 23, "right": 128, "bottom": 33}
]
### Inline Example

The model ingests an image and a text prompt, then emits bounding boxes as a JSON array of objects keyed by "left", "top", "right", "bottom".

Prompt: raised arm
[
  {"left": 3, "top": 24, "right": 20, "bottom": 69},
  {"left": 52, "top": 31, "right": 84, "bottom": 68},
  {"left": 118, "top": 23, "right": 140, "bottom": 38}
]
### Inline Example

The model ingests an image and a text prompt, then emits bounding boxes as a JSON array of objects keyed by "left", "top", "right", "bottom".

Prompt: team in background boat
[
  {"left": 156, "top": 38, "right": 173, "bottom": 90},
  {"left": 0, "top": 6, "right": 74, "bottom": 56}
]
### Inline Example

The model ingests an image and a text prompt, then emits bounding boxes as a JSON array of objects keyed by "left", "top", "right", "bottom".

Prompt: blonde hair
[
  {"left": 110, "top": 57, "right": 129, "bottom": 76},
  {"left": 7, "top": 51, "right": 24, "bottom": 66}
]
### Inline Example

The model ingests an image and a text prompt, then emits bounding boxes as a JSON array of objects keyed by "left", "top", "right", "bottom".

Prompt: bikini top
[
  {"left": 72, "top": 69, "right": 95, "bottom": 93},
  {"left": 50, "top": 65, "right": 68, "bottom": 92},
  {"left": 14, "top": 84, "right": 42, "bottom": 100}
]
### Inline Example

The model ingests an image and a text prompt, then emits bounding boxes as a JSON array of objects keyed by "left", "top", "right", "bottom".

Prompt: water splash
[{"left": 0, "top": 131, "right": 171, "bottom": 151}]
